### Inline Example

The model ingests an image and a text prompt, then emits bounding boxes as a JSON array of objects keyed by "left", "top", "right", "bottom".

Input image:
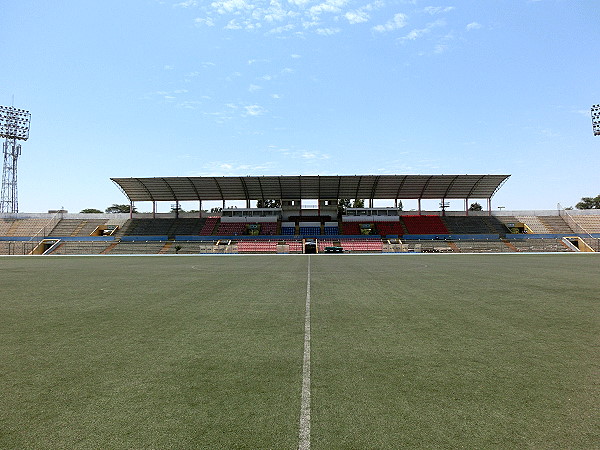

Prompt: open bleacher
[
  {"left": 1, "top": 207, "right": 599, "bottom": 255},
  {"left": 0, "top": 218, "right": 54, "bottom": 237},
  {"left": 48, "top": 219, "right": 110, "bottom": 237}
]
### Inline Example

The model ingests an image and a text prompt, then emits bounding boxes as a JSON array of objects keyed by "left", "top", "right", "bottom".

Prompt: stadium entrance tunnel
[
  {"left": 31, "top": 239, "right": 61, "bottom": 255},
  {"left": 304, "top": 239, "right": 317, "bottom": 254}
]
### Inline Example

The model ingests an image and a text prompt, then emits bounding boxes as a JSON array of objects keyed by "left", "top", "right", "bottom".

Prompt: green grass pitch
[{"left": 0, "top": 254, "right": 598, "bottom": 448}]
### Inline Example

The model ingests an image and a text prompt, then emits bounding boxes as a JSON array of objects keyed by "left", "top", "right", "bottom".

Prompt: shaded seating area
[
  {"left": 442, "top": 216, "right": 499, "bottom": 235},
  {"left": 199, "top": 217, "right": 219, "bottom": 235},
  {"left": 375, "top": 221, "right": 403, "bottom": 237},
  {"left": 216, "top": 222, "right": 246, "bottom": 235},
  {"left": 259, "top": 222, "right": 278, "bottom": 235},
  {"left": 401, "top": 215, "right": 449, "bottom": 234},
  {"left": 341, "top": 222, "right": 361, "bottom": 235}
]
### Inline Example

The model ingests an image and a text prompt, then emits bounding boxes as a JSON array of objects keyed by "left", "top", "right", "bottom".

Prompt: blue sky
[{"left": 1, "top": 0, "right": 598, "bottom": 213}]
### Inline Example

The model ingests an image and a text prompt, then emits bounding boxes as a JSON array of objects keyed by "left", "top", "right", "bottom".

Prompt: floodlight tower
[
  {"left": 0, "top": 105, "right": 31, "bottom": 213},
  {"left": 592, "top": 104, "right": 600, "bottom": 136}
]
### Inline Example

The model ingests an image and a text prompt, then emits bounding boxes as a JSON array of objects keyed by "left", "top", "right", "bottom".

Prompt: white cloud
[
  {"left": 344, "top": 1, "right": 384, "bottom": 24},
  {"left": 192, "top": 160, "right": 277, "bottom": 176},
  {"left": 291, "top": 54, "right": 301, "bottom": 59},
  {"left": 466, "top": 22, "right": 482, "bottom": 31},
  {"left": 244, "top": 104, "right": 266, "bottom": 116},
  {"left": 372, "top": 13, "right": 407, "bottom": 32},
  {"left": 399, "top": 19, "right": 444, "bottom": 41},
  {"left": 211, "top": 0, "right": 254, "bottom": 14},
  {"left": 316, "top": 27, "right": 341, "bottom": 35},
  {"left": 287, "top": 0, "right": 311, "bottom": 6},
  {"left": 174, "top": 0, "right": 197, "bottom": 7},
  {"left": 249, "top": 84, "right": 262, "bottom": 92},
  {"left": 309, "top": 0, "right": 348, "bottom": 18},
  {"left": 423, "top": 6, "right": 454, "bottom": 15},
  {"left": 345, "top": 10, "right": 369, "bottom": 24},
  {"left": 194, "top": 17, "right": 215, "bottom": 26},
  {"left": 267, "top": 24, "right": 295, "bottom": 34},
  {"left": 164, "top": 65, "right": 174, "bottom": 70},
  {"left": 301, "top": 151, "right": 330, "bottom": 160},
  {"left": 177, "top": 100, "right": 203, "bottom": 109}
]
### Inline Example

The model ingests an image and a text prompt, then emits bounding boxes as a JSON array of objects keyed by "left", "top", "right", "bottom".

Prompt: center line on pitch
[{"left": 298, "top": 255, "right": 311, "bottom": 450}]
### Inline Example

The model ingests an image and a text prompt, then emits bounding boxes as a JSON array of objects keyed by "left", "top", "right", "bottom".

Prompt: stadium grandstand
[{"left": 1, "top": 174, "right": 599, "bottom": 255}]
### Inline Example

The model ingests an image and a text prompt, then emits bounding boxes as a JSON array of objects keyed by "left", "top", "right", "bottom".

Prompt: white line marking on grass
[{"left": 298, "top": 255, "right": 311, "bottom": 450}]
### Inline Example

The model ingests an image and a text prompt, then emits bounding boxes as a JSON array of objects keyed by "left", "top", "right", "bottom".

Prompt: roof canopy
[{"left": 111, "top": 175, "right": 510, "bottom": 203}]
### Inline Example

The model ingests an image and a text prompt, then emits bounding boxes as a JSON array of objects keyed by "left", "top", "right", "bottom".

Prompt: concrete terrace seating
[
  {"left": 165, "top": 241, "right": 220, "bottom": 254},
  {"left": 106, "top": 241, "right": 167, "bottom": 254},
  {"left": 452, "top": 240, "right": 511, "bottom": 253},
  {"left": 48, "top": 219, "right": 109, "bottom": 237},
  {"left": 570, "top": 215, "right": 600, "bottom": 233},
  {"left": 121, "top": 218, "right": 205, "bottom": 236},
  {"left": 0, "top": 240, "right": 38, "bottom": 255},
  {"left": 401, "top": 216, "right": 449, "bottom": 235},
  {"left": 407, "top": 240, "right": 454, "bottom": 252},
  {"left": 0, "top": 218, "right": 52, "bottom": 237},
  {"left": 507, "top": 238, "right": 571, "bottom": 252},
  {"left": 581, "top": 237, "right": 600, "bottom": 251},
  {"left": 538, "top": 216, "right": 574, "bottom": 234},
  {"left": 50, "top": 241, "right": 112, "bottom": 255},
  {"left": 515, "top": 216, "right": 551, "bottom": 234}
]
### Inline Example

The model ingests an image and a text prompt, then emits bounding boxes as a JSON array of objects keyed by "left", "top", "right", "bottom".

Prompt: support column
[
  {"left": 130, "top": 201, "right": 134, "bottom": 219},
  {"left": 199, "top": 200, "right": 202, "bottom": 218},
  {"left": 152, "top": 201, "right": 156, "bottom": 219},
  {"left": 465, "top": 199, "right": 469, "bottom": 216},
  {"left": 418, "top": 198, "right": 422, "bottom": 215},
  {"left": 487, "top": 198, "right": 492, "bottom": 216},
  {"left": 175, "top": 200, "right": 180, "bottom": 218}
]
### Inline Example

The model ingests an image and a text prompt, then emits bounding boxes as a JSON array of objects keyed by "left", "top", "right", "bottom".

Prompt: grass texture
[{"left": 0, "top": 254, "right": 598, "bottom": 448}]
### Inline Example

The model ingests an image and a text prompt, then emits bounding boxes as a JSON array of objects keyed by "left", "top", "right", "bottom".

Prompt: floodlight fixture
[
  {"left": 1, "top": 104, "right": 31, "bottom": 213},
  {"left": 0, "top": 105, "right": 31, "bottom": 141},
  {"left": 592, "top": 104, "right": 600, "bottom": 136}
]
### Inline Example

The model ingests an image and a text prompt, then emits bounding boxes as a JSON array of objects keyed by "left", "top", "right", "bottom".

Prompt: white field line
[{"left": 298, "top": 255, "right": 311, "bottom": 450}]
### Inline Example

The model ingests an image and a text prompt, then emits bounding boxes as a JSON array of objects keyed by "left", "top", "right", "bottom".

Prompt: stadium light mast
[
  {"left": 592, "top": 104, "right": 600, "bottom": 136},
  {"left": 0, "top": 105, "right": 31, "bottom": 213}
]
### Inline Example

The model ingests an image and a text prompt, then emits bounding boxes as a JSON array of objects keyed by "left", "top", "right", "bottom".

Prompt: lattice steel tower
[
  {"left": 0, "top": 105, "right": 31, "bottom": 213},
  {"left": 592, "top": 104, "right": 600, "bottom": 136}
]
